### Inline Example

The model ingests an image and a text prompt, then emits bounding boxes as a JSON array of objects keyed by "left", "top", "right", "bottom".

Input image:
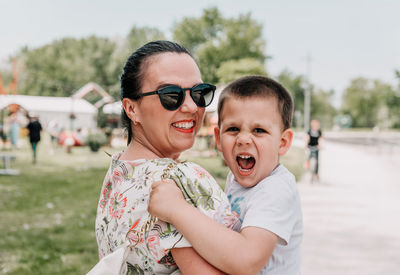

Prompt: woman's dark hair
[{"left": 120, "top": 40, "right": 194, "bottom": 144}]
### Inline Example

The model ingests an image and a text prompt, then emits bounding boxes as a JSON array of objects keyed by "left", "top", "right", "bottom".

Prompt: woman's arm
[
  {"left": 172, "top": 247, "right": 226, "bottom": 275},
  {"left": 149, "top": 181, "right": 277, "bottom": 275}
]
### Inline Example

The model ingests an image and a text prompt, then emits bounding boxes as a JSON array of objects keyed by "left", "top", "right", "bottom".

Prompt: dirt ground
[{"left": 296, "top": 137, "right": 400, "bottom": 275}]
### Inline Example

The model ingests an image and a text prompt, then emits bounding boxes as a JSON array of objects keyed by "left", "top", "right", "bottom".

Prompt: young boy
[
  {"left": 149, "top": 76, "right": 303, "bottom": 275},
  {"left": 305, "top": 118, "right": 323, "bottom": 180}
]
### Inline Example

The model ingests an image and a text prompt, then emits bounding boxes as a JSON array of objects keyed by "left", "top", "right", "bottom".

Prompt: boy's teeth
[
  {"left": 173, "top": 122, "right": 193, "bottom": 129},
  {"left": 237, "top": 154, "right": 255, "bottom": 170},
  {"left": 238, "top": 155, "right": 251, "bottom": 159}
]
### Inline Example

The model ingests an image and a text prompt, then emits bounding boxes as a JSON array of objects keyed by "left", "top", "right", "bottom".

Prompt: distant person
[
  {"left": 0, "top": 123, "right": 7, "bottom": 148},
  {"left": 305, "top": 119, "right": 323, "bottom": 179},
  {"left": 47, "top": 120, "right": 62, "bottom": 154},
  {"left": 26, "top": 113, "right": 42, "bottom": 164},
  {"left": 8, "top": 112, "right": 21, "bottom": 148},
  {"left": 149, "top": 76, "right": 303, "bottom": 274}
]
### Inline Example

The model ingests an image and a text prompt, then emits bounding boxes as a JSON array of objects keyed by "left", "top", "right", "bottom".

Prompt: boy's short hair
[{"left": 217, "top": 76, "right": 294, "bottom": 130}]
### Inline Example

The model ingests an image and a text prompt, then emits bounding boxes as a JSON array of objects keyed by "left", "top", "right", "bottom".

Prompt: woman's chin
[{"left": 175, "top": 140, "right": 195, "bottom": 153}]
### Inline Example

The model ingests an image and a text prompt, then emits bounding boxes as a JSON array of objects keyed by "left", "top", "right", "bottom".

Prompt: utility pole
[{"left": 304, "top": 53, "right": 312, "bottom": 132}]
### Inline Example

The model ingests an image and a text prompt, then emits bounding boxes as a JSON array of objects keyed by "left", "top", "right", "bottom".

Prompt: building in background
[{"left": 0, "top": 95, "right": 98, "bottom": 130}]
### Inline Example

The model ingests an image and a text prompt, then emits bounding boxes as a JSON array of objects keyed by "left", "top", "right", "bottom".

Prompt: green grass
[
  {"left": 0, "top": 134, "right": 305, "bottom": 274},
  {"left": 0, "top": 135, "right": 117, "bottom": 274},
  {"left": 281, "top": 146, "right": 307, "bottom": 182}
]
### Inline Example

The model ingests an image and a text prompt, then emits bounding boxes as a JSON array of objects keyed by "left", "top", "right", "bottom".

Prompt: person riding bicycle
[{"left": 305, "top": 119, "right": 323, "bottom": 180}]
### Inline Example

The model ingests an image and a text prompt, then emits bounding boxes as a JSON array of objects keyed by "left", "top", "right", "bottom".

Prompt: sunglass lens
[
  {"left": 192, "top": 84, "right": 215, "bottom": 107},
  {"left": 159, "top": 87, "right": 184, "bottom": 110}
]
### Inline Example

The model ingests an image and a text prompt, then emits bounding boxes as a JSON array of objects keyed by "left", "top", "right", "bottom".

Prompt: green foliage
[
  {"left": 19, "top": 36, "right": 118, "bottom": 98},
  {"left": 277, "top": 70, "right": 306, "bottom": 119},
  {"left": 14, "top": 26, "right": 165, "bottom": 100},
  {"left": 309, "top": 88, "right": 337, "bottom": 128},
  {"left": 341, "top": 78, "right": 396, "bottom": 128},
  {"left": 383, "top": 88, "right": 400, "bottom": 128},
  {"left": 173, "top": 7, "right": 266, "bottom": 84},
  {"left": 110, "top": 26, "right": 166, "bottom": 89},
  {"left": 0, "top": 68, "right": 13, "bottom": 88},
  {"left": 277, "top": 70, "right": 337, "bottom": 128},
  {"left": 126, "top": 26, "right": 166, "bottom": 52},
  {"left": 220, "top": 13, "right": 266, "bottom": 62},
  {"left": 96, "top": 108, "right": 108, "bottom": 129},
  {"left": 85, "top": 132, "right": 108, "bottom": 152},
  {"left": 216, "top": 58, "right": 267, "bottom": 84},
  {"left": 9, "top": 7, "right": 267, "bottom": 104},
  {"left": 173, "top": 7, "right": 223, "bottom": 53}
]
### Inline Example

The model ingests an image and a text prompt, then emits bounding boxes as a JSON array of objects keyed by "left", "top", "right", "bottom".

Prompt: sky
[{"left": 1, "top": 0, "right": 399, "bottom": 104}]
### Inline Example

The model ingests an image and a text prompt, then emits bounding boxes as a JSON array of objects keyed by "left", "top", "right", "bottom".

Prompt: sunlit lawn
[{"left": 0, "top": 134, "right": 305, "bottom": 274}]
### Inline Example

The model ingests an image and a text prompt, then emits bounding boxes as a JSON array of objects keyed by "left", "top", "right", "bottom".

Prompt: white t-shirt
[{"left": 225, "top": 164, "right": 303, "bottom": 275}]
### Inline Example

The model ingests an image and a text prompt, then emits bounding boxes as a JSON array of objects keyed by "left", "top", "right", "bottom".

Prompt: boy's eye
[
  {"left": 226, "top": 127, "right": 239, "bottom": 132},
  {"left": 254, "top": 128, "right": 266, "bottom": 133}
]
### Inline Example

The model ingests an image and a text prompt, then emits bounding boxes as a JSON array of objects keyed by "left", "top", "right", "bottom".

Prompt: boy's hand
[{"left": 148, "top": 180, "right": 186, "bottom": 223}]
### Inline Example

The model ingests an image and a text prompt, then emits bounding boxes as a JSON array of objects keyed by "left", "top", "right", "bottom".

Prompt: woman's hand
[{"left": 148, "top": 180, "right": 186, "bottom": 223}]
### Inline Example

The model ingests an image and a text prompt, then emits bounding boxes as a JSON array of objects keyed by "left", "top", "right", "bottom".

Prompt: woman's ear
[
  {"left": 214, "top": 126, "right": 223, "bottom": 152},
  {"left": 122, "top": 98, "right": 140, "bottom": 125},
  {"left": 278, "top": 128, "right": 293, "bottom": 156}
]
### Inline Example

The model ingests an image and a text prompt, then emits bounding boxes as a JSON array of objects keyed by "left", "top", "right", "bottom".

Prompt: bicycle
[{"left": 305, "top": 146, "right": 319, "bottom": 184}]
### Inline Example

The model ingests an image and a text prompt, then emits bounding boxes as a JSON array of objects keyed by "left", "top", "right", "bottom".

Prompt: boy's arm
[
  {"left": 171, "top": 247, "right": 226, "bottom": 274},
  {"left": 149, "top": 181, "right": 278, "bottom": 275}
]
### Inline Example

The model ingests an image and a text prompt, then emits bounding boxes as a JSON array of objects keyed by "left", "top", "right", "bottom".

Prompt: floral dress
[{"left": 95, "top": 153, "right": 239, "bottom": 274}]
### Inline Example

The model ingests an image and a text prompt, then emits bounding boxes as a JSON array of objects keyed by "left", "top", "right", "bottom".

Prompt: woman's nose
[{"left": 180, "top": 90, "right": 198, "bottom": 113}]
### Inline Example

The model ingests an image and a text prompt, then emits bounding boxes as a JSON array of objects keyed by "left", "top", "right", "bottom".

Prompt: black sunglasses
[{"left": 134, "top": 83, "right": 216, "bottom": 111}]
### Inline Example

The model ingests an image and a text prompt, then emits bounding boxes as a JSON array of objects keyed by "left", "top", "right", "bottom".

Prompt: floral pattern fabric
[{"left": 95, "top": 153, "right": 239, "bottom": 274}]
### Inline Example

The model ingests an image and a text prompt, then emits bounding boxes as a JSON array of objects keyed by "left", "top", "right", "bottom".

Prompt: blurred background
[{"left": 0, "top": 0, "right": 399, "bottom": 274}]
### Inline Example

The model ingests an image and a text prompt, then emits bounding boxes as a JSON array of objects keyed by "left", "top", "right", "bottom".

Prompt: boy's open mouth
[{"left": 236, "top": 154, "right": 255, "bottom": 173}]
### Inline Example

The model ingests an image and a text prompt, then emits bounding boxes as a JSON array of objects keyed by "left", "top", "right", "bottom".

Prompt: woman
[{"left": 94, "top": 41, "right": 238, "bottom": 274}]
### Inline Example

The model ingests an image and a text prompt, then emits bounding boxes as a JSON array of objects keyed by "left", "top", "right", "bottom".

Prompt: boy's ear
[
  {"left": 214, "top": 126, "right": 223, "bottom": 152},
  {"left": 278, "top": 128, "right": 293, "bottom": 156},
  {"left": 122, "top": 98, "right": 140, "bottom": 125}
]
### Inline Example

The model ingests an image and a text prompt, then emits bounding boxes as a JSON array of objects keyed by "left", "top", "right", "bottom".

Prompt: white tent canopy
[
  {"left": 0, "top": 95, "right": 98, "bottom": 129},
  {"left": 103, "top": 101, "right": 122, "bottom": 115}
]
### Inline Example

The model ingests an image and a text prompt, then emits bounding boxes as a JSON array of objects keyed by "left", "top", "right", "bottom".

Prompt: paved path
[{"left": 298, "top": 140, "right": 400, "bottom": 274}]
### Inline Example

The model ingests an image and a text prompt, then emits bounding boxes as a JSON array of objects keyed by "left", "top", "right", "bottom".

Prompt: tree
[
  {"left": 277, "top": 70, "right": 337, "bottom": 129},
  {"left": 309, "top": 88, "right": 337, "bottom": 128},
  {"left": 385, "top": 86, "right": 400, "bottom": 128},
  {"left": 277, "top": 70, "right": 305, "bottom": 114},
  {"left": 341, "top": 78, "right": 394, "bottom": 128},
  {"left": 125, "top": 26, "right": 165, "bottom": 52},
  {"left": 18, "top": 36, "right": 117, "bottom": 98},
  {"left": 16, "top": 26, "right": 166, "bottom": 100},
  {"left": 173, "top": 7, "right": 223, "bottom": 54},
  {"left": 216, "top": 58, "right": 266, "bottom": 84},
  {"left": 107, "top": 26, "right": 166, "bottom": 98},
  {"left": 173, "top": 7, "right": 266, "bottom": 84}
]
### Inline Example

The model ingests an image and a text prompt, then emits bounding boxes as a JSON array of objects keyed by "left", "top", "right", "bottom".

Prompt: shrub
[{"left": 85, "top": 132, "right": 107, "bottom": 152}]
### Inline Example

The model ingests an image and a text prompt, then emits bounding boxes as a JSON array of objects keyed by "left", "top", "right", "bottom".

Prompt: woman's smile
[{"left": 172, "top": 119, "right": 195, "bottom": 133}]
